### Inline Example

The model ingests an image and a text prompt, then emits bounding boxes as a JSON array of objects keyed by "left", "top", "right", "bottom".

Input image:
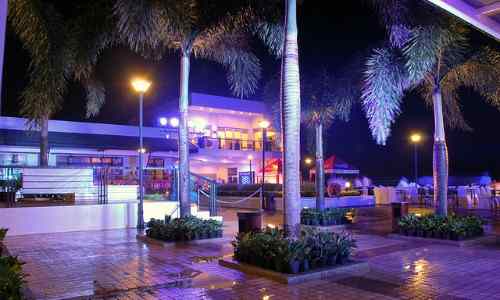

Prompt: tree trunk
[
  {"left": 282, "top": 0, "right": 301, "bottom": 233},
  {"left": 178, "top": 52, "right": 191, "bottom": 217},
  {"left": 432, "top": 84, "right": 448, "bottom": 216},
  {"left": 315, "top": 123, "right": 325, "bottom": 211},
  {"left": 39, "top": 114, "right": 49, "bottom": 167},
  {"left": 0, "top": 0, "right": 7, "bottom": 116}
]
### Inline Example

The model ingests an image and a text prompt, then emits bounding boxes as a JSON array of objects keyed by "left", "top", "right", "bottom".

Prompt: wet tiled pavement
[{"left": 4, "top": 209, "right": 500, "bottom": 300}]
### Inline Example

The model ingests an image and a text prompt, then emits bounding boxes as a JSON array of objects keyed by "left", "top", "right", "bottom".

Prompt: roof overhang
[{"left": 425, "top": 0, "right": 500, "bottom": 40}]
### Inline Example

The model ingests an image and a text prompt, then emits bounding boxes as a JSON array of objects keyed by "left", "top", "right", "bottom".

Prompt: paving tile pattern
[{"left": 4, "top": 209, "right": 500, "bottom": 300}]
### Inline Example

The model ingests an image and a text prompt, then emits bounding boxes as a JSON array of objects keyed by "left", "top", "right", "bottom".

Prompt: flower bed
[
  {"left": 0, "top": 228, "right": 26, "bottom": 300},
  {"left": 232, "top": 227, "right": 356, "bottom": 274},
  {"left": 398, "top": 214, "right": 484, "bottom": 240},
  {"left": 146, "top": 216, "right": 223, "bottom": 241},
  {"left": 301, "top": 208, "right": 354, "bottom": 226}
]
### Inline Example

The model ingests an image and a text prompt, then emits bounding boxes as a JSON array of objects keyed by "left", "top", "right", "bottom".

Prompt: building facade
[{"left": 0, "top": 93, "right": 282, "bottom": 197}]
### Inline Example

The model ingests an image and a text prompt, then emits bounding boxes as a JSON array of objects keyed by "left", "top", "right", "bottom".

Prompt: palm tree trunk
[
  {"left": 39, "top": 114, "right": 49, "bottom": 167},
  {"left": 0, "top": 0, "right": 7, "bottom": 116},
  {"left": 432, "top": 84, "right": 448, "bottom": 216},
  {"left": 282, "top": 0, "right": 301, "bottom": 233},
  {"left": 179, "top": 52, "right": 191, "bottom": 217},
  {"left": 315, "top": 123, "right": 325, "bottom": 211}
]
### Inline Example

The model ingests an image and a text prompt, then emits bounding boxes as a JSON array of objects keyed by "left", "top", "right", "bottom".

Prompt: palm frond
[
  {"left": 71, "top": 2, "right": 118, "bottom": 81},
  {"left": 9, "top": 0, "right": 70, "bottom": 124},
  {"left": 362, "top": 47, "right": 409, "bottom": 145},
  {"left": 419, "top": 79, "right": 471, "bottom": 131},
  {"left": 84, "top": 78, "right": 106, "bottom": 118},
  {"left": 366, "top": 0, "right": 414, "bottom": 48},
  {"left": 193, "top": 15, "right": 261, "bottom": 98},
  {"left": 302, "top": 70, "right": 356, "bottom": 129},
  {"left": 443, "top": 46, "right": 500, "bottom": 110},
  {"left": 252, "top": 21, "right": 284, "bottom": 57},
  {"left": 403, "top": 20, "right": 469, "bottom": 84}
]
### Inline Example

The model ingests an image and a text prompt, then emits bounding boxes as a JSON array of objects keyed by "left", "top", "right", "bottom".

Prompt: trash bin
[
  {"left": 237, "top": 212, "right": 262, "bottom": 234},
  {"left": 266, "top": 193, "right": 276, "bottom": 212},
  {"left": 391, "top": 202, "right": 409, "bottom": 232}
]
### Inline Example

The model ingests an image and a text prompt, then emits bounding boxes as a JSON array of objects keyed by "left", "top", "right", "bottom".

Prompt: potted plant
[
  {"left": 286, "top": 241, "right": 302, "bottom": 274},
  {"left": 335, "top": 233, "right": 356, "bottom": 264}
]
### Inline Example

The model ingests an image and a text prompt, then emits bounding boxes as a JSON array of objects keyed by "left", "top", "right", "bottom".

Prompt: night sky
[{"left": 2, "top": 1, "right": 500, "bottom": 180}]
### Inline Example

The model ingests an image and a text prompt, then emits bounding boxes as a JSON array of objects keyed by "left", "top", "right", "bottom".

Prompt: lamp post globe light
[
  {"left": 131, "top": 78, "right": 151, "bottom": 229},
  {"left": 258, "top": 120, "right": 270, "bottom": 209},
  {"left": 410, "top": 133, "right": 422, "bottom": 185}
]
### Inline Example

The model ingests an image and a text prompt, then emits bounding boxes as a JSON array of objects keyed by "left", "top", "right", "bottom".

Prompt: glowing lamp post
[
  {"left": 131, "top": 78, "right": 151, "bottom": 229},
  {"left": 410, "top": 133, "right": 422, "bottom": 185},
  {"left": 259, "top": 120, "right": 270, "bottom": 209},
  {"left": 248, "top": 154, "right": 253, "bottom": 184},
  {"left": 304, "top": 157, "right": 312, "bottom": 182}
]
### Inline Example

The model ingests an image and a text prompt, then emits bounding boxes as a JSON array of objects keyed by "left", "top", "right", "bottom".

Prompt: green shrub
[
  {"left": 0, "top": 228, "right": 26, "bottom": 300},
  {"left": 0, "top": 228, "right": 7, "bottom": 241},
  {"left": 0, "top": 256, "right": 26, "bottom": 300},
  {"left": 398, "top": 214, "right": 484, "bottom": 240},
  {"left": 301, "top": 208, "right": 354, "bottom": 226},
  {"left": 146, "top": 216, "right": 223, "bottom": 241},
  {"left": 232, "top": 227, "right": 356, "bottom": 274}
]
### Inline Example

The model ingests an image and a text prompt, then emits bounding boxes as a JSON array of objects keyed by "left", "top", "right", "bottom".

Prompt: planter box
[
  {"left": 218, "top": 258, "right": 369, "bottom": 284},
  {"left": 302, "top": 224, "right": 348, "bottom": 233},
  {"left": 387, "top": 234, "right": 495, "bottom": 247},
  {"left": 136, "top": 233, "right": 229, "bottom": 247}
]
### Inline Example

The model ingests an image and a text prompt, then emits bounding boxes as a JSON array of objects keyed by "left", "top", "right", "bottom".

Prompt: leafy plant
[
  {"left": 146, "top": 216, "right": 223, "bottom": 242},
  {"left": 398, "top": 214, "right": 484, "bottom": 240},
  {"left": 232, "top": 226, "right": 356, "bottom": 274},
  {"left": 301, "top": 208, "right": 354, "bottom": 226},
  {"left": 0, "top": 256, "right": 26, "bottom": 300},
  {"left": 0, "top": 228, "right": 7, "bottom": 241}
]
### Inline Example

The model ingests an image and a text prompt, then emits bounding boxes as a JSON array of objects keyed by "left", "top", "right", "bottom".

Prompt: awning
[{"left": 425, "top": 0, "right": 500, "bottom": 40}]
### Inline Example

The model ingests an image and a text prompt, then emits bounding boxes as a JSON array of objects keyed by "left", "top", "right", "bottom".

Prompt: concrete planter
[
  {"left": 302, "top": 224, "right": 348, "bottom": 233},
  {"left": 136, "top": 233, "right": 230, "bottom": 247},
  {"left": 219, "top": 257, "right": 369, "bottom": 284},
  {"left": 387, "top": 234, "right": 495, "bottom": 247}
]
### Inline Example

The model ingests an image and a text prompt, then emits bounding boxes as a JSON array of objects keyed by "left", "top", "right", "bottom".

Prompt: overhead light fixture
[
  {"left": 169, "top": 117, "right": 179, "bottom": 128},
  {"left": 159, "top": 117, "right": 168, "bottom": 126}
]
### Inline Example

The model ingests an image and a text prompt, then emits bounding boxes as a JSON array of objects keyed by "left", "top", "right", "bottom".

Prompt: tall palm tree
[
  {"left": 363, "top": 0, "right": 500, "bottom": 216},
  {"left": 281, "top": 0, "right": 302, "bottom": 232},
  {"left": 302, "top": 70, "right": 356, "bottom": 211},
  {"left": 114, "top": 0, "right": 283, "bottom": 217},
  {"left": 8, "top": 0, "right": 112, "bottom": 166}
]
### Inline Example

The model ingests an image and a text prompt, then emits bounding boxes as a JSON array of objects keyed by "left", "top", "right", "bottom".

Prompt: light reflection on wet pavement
[{"left": 4, "top": 208, "right": 500, "bottom": 299}]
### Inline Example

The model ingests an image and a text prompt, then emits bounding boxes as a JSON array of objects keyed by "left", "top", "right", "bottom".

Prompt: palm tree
[
  {"left": 114, "top": 0, "right": 283, "bottom": 217},
  {"left": 281, "top": 0, "right": 302, "bottom": 232},
  {"left": 363, "top": 0, "right": 500, "bottom": 216},
  {"left": 8, "top": 1, "right": 112, "bottom": 166},
  {"left": 302, "top": 70, "right": 356, "bottom": 211}
]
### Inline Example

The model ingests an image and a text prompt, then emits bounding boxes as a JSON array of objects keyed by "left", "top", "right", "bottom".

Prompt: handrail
[
  {"left": 217, "top": 187, "right": 262, "bottom": 204},
  {"left": 190, "top": 171, "right": 217, "bottom": 185}
]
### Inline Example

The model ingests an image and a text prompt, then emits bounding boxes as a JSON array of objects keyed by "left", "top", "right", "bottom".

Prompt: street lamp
[
  {"left": 304, "top": 157, "right": 312, "bottom": 182},
  {"left": 259, "top": 120, "right": 270, "bottom": 209},
  {"left": 131, "top": 77, "right": 151, "bottom": 229},
  {"left": 410, "top": 133, "right": 422, "bottom": 185},
  {"left": 248, "top": 155, "right": 253, "bottom": 184}
]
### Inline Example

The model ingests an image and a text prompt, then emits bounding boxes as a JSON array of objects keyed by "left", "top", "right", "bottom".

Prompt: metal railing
[
  {"left": 170, "top": 168, "right": 219, "bottom": 217},
  {"left": 195, "top": 137, "right": 280, "bottom": 152}
]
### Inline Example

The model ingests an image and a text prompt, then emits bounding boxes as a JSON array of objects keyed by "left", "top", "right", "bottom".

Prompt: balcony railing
[{"left": 195, "top": 137, "right": 281, "bottom": 152}]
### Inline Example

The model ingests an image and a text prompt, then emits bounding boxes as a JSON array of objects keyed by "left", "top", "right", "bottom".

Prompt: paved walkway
[{"left": 5, "top": 227, "right": 500, "bottom": 300}]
